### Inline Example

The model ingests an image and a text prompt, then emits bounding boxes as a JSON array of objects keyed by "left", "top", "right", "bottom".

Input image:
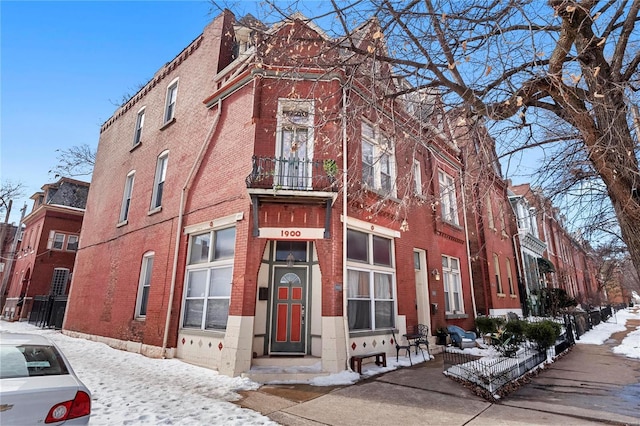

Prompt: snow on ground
[
  {"left": 0, "top": 321, "right": 275, "bottom": 425},
  {"left": 1, "top": 307, "right": 638, "bottom": 424},
  {"left": 574, "top": 307, "right": 640, "bottom": 359}
]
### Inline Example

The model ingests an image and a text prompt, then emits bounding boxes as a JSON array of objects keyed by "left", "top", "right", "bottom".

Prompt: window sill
[
  {"left": 442, "top": 219, "right": 463, "bottom": 230},
  {"left": 497, "top": 293, "right": 506, "bottom": 298},
  {"left": 160, "top": 117, "right": 176, "bottom": 130},
  {"left": 445, "top": 313, "right": 468, "bottom": 319},
  {"left": 148, "top": 207, "right": 162, "bottom": 216},
  {"left": 130, "top": 142, "right": 142, "bottom": 152},
  {"left": 362, "top": 185, "right": 400, "bottom": 202},
  {"left": 179, "top": 328, "right": 226, "bottom": 338},
  {"left": 348, "top": 329, "right": 392, "bottom": 338},
  {"left": 116, "top": 220, "right": 128, "bottom": 228},
  {"left": 510, "top": 294, "right": 518, "bottom": 299}
]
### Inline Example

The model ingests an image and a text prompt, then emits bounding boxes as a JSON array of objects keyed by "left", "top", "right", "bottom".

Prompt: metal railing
[
  {"left": 444, "top": 345, "right": 546, "bottom": 394},
  {"left": 245, "top": 156, "right": 338, "bottom": 191},
  {"left": 565, "top": 305, "right": 616, "bottom": 340},
  {"left": 28, "top": 295, "right": 67, "bottom": 329}
]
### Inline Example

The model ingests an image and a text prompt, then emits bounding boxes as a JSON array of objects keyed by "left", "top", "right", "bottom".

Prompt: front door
[
  {"left": 414, "top": 250, "right": 431, "bottom": 329},
  {"left": 270, "top": 266, "right": 307, "bottom": 354}
]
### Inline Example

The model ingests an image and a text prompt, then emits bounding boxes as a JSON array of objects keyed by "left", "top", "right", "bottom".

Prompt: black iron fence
[
  {"left": 245, "top": 156, "right": 338, "bottom": 191},
  {"left": 564, "top": 305, "right": 615, "bottom": 341},
  {"left": 28, "top": 295, "right": 67, "bottom": 329},
  {"left": 444, "top": 345, "right": 546, "bottom": 394}
]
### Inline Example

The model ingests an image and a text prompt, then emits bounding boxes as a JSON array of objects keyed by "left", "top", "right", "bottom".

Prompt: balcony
[
  {"left": 246, "top": 156, "right": 338, "bottom": 192},
  {"left": 245, "top": 156, "right": 339, "bottom": 238}
]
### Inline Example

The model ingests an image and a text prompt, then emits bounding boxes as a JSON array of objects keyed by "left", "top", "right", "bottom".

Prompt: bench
[{"left": 350, "top": 351, "right": 387, "bottom": 374}]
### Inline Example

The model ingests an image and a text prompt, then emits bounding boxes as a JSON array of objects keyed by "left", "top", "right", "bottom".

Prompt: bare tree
[
  {"left": 224, "top": 0, "right": 640, "bottom": 273},
  {"left": 0, "top": 181, "right": 24, "bottom": 222},
  {"left": 49, "top": 144, "right": 96, "bottom": 179}
]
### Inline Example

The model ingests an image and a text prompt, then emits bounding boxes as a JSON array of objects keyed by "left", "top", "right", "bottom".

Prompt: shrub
[
  {"left": 525, "top": 320, "right": 561, "bottom": 351},
  {"left": 475, "top": 316, "right": 505, "bottom": 335},
  {"left": 491, "top": 320, "right": 526, "bottom": 357}
]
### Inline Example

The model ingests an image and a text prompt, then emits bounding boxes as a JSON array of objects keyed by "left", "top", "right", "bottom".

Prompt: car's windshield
[{"left": 0, "top": 344, "right": 69, "bottom": 378}]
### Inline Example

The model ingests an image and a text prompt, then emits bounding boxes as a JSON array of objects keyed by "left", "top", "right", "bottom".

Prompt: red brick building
[
  {"left": 63, "top": 12, "right": 477, "bottom": 379},
  {"left": 457, "top": 119, "right": 523, "bottom": 317},
  {"left": 2, "top": 178, "right": 88, "bottom": 321},
  {"left": 509, "top": 183, "right": 603, "bottom": 314}
]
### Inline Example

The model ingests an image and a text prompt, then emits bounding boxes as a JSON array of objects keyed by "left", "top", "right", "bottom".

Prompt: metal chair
[
  {"left": 415, "top": 324, "right": 431, "bottom": 357},
  {"left": 390, "top": 329, "right": 413, "bottom": 365}
]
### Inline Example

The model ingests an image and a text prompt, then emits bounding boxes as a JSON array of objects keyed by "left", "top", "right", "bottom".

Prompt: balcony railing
[{"left": 246, "top": 156, "right": 338, "bottom": 192}]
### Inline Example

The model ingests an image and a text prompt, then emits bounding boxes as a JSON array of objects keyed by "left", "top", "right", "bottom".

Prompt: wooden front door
[{"left": 270, "top": 266, "right": 307, "bottom": 354}]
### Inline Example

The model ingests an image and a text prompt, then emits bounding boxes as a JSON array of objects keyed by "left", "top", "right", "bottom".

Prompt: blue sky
[
  {"left": 1, "top": 1, "right": 540, "bottom": 226},
  {"left": 1, "top": 1, "right": 223, "bottom": 223}
]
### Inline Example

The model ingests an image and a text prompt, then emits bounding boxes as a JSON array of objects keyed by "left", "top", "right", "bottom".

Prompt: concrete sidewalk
[{"left": 236, "top": 321, "right": 640, "bottom": 426}]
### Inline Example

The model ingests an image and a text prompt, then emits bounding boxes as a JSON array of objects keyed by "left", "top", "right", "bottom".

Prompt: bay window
[
  {"left": 347, "top": 229, "right": 396, "bottom": 331},
  {"left": 183, "top": 227, "right": 236, "bottom": 331}
]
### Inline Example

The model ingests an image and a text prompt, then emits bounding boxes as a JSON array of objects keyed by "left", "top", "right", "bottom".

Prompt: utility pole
[{"left": 0, "top": 204, "right": 27, "bottom": 309}]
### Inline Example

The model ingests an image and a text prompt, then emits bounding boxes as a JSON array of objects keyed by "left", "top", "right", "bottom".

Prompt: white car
[{"left": 0, "top": 332, "right": 91, "bottom": 425}]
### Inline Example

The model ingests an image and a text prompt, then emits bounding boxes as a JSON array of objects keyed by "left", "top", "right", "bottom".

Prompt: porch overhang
[
  {"left": 537, "top": 257, "right": 556, "bottom": 274},
  {"left": 247, "top": 189, "right": 338, "bottom": 239}
]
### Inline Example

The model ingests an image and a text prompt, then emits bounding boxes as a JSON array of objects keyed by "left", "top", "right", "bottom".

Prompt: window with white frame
[
  {"left": 135, "top": 252, "right": 154, "bottom": 318},
  {"left": 486, "top": 195, "right": 495, "bottom": 230},
  {"left": 151, "top": 152, "right": 168, "bottom": 210},
  {"left": 413, "top": 159, "right": 422, "bottom": 195},
  {"left": 52, "top": 233, "right": 65, "bottom": 250},
  {"left": 438, "top": 170, "right": 459, "bottom": 225},
  {"left": 133, "top": 108, "right": 145, "bottom": 146},
  {"left": 120, "top": 171, "right": 135, "bottom": 222},
  {"left": 164, "top": 80, "right": 178, "bottom": 123},
  {"left": 493, "top": 253, "right": 503, "bottom": 294},
  {"left": 50, "top": 268, "right": 70, "bottom": 296},
  {"left": 361, "top": 122, "right": 395, "bottom": 195},
  {"left": 506, "top": 258, "right": 515, "bottom": 295},
  {"left": 276, "top": 100, "right": 314, "bottom": 189},
  {"left": 442, "top": 255, "right": 463, "bottom": 313},
  {"left": 66, "top": 235, "right": 79, "bottom": 252},
  {"left": 183, "top": 227, "right": 236, "bottom": 330},
  {"left": 346, "top": 229, "right": 395, "bottom": 331}
]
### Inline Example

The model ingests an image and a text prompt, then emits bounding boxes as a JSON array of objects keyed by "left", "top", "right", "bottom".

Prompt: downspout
[
  {"left": 340, "top": 83, "right": 352, "bottom": 370},
  {"left": 162, "top": 99, "right": 223, "bottom": 356},
  {"left": 460, "top": 171, "right": 478, "bottom": 317},
  {"left": 450, "top": 128, "right": 477, "bottom": 317}
]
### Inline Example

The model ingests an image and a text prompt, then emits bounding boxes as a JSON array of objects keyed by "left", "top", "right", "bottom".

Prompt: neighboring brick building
[
  {"left": 63, "top": 11, "right": 477, "bottom": 379},
  {"left": 1, "top": 178, "right": 89, "bottom": 321},
  {"left": 509, "top": 183, "right": 603, "bottom": 314},
  {"left": 457, "top": 118, "right": 523, "bottom": 317},
  {"left": 0, "top": 221, "right": 22, "bottom": 310}
]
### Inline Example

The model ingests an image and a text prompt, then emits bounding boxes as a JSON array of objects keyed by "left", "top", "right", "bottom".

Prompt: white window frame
[
  {"left": 275, "top": 99, "right": 315, "bottom": 189},
  {"left": 182, "top": 226, "right": 236, "bottom": 331},
  {"left": 442, "top": 254, "right": 464, "bottom": 314},
  {"left": 413, "top": 159, "right": 422, "bottom": 195},
  {"left": 51, "top": 268, "right": 70, "bottom": 296},
  {"left": 164, "top": 79, "right": 178, "bottom": 123},
  {"left": 493, "top": 253, "right": 503, "bottom": 294},
  {"left": 133, "top": 107, "right": 145, "bottom": 146},
  {"left": 150, "top": 152, "right": 168, "bottom": 210},
  {"left": 361, "top": 122, "right": 396, "bottom": 196},
  {"left": 66, "top": 235, "right": 79, "bottom": 252},
  {"left": 346, "top": 228, "right": 396, "bottom": 331},
  {"left": 135, "top": 251, "right": 154, "bottom": 319},
  {"left": 486, "top": 195, "right": 495, "bottom": 230},
  {"left": 438, "top": 170, "right": 459, "bottom": 225},
  {"left": 120, "top": 171, "right": 135, "bottom": 222},
  {"left": 506, "top": 258, "right": 515, "bottom": 295},
  {"left": 51, "top": 232, "right": 65, "bottom": 250}
]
